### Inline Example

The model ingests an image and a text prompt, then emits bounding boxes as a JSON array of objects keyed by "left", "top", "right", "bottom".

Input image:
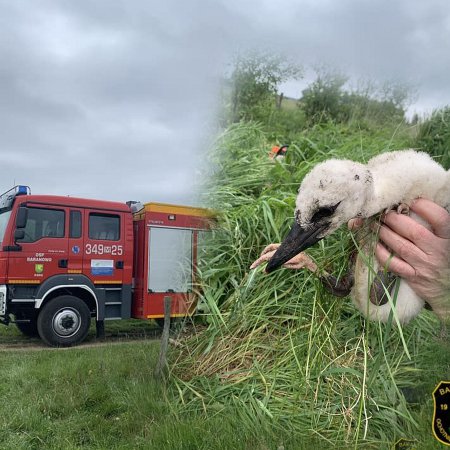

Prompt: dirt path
[{"left": 0, "top": 330, "right": 162, "bottom": 351}]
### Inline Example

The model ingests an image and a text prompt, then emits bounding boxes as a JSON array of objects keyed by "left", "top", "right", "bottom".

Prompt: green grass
[
  {"left": 0, "top": 318, "right": 161, "bottom": 346},
  {"left": 1, "top": 320, "right": 330, "bottom": 450},
  {"left": 170, "top": 120, "right": 450, "bottom": 449},
  {"left": 0, "top": 336, "right": 289, "bottom": 450},
  {"left": 1, "top": 322, "right": 447, "bottom": 449},
  {"left": 279, "top": 96, "right": 298, "bottom": 111}
]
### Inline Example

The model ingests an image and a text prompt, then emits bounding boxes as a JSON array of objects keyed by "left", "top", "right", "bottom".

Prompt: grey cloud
[{"left": 1, "top": 0, "right": 449, "bottom": 204}]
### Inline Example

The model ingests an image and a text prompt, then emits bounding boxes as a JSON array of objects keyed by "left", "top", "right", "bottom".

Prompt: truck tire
[
  {"left": 155, "top": 317, "right": 180, "bottom": 329},
  {"left": 37, "top": 295, "right": 91, "bottom": 347}
]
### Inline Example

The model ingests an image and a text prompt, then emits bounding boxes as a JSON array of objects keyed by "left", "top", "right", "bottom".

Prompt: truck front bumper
[{"left": 0, "top": 285, "right": 6, "bottom": 316}]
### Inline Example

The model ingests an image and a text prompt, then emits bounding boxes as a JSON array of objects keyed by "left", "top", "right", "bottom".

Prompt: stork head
[{"left": 266, "top": 159, "right": 373, "bottom": 273}]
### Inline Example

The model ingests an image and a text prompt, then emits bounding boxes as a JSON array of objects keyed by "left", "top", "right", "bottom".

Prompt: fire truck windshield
[{"left": 0, "top": 209, "right": 12, "bottom": 245}]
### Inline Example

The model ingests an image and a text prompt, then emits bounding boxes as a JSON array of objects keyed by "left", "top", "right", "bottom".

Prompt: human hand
[
  {"left": 250, "top": 243, "right": 317, "bottom": 272},
  {"left": 349, "top": 199, "right": 450, "bottom": 322},
  {"left": 374, "top": 198, "right": 450, "bottom": 322}
]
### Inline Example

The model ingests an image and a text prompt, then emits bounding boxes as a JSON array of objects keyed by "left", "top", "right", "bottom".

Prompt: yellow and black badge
[{"left": 432, "top": 381, "right": 450, "bottom": 446}]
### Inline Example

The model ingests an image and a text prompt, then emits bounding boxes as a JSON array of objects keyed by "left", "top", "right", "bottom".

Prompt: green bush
[
  {"left": 225, "top": 52, "right": 301, "bottom": 125},
  {"left": 299, "top": 73, "right": 407, "bottom": 127}
]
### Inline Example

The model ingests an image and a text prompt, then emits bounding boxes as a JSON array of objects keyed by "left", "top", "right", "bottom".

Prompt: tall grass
[
  {"left": 415, "top": 106, "right": 450, "bottom": 169},
  {"left": 170, "top": 121, "right": 449, "bottom": 448}
]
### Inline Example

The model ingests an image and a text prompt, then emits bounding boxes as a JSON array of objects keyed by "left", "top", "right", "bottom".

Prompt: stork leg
[
  {"left": 367, "top": 203, "right": 407, "bottom": 305},
  {"left": 369, "top": 270, "right": 398, "bottom": 306},
  {"left": 318, "top": 250, "right": 357, "bottom": 298},
  {"left": 320, "top": 257, "right": 401, "bottom": 304},
  {"left": 319, "top": 271, "right": 354, "bottom": 297}
]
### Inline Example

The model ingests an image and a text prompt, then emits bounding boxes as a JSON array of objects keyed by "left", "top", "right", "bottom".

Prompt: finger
[
  {"left": 376, "top": 221, "right": 428, "bottom": 264},
  {"left": 381, "top": 212, "right": 434, "bottom": 255},
  {"left": 375, "top": 243, "right": 416, "bottom": 278},
  {"left": 410, "top": 198, "right": 450, "bottom": 239}
]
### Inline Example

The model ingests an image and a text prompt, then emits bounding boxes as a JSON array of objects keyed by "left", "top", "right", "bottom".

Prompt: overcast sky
[{"left": 1, "top": 0, "right": 449, "bottom": 205}]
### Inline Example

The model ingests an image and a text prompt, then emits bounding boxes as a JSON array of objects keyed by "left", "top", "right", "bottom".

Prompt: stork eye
[{"left": 310, "top": 202, "right": 341, "bottom": 222}]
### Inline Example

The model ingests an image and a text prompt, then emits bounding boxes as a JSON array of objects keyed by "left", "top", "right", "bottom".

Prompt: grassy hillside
[
  {"left": 170, "top": 120, "right": 449, "bottom": 449},
  {"left": 0, "top": 110, "right": 447, "bottom": 449}
]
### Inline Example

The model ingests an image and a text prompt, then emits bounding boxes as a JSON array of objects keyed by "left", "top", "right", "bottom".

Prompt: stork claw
[
  {"left": 383, "top": 203, "right": 410, "bottom": 216},
  {"left": 396, "top": 203, "right": 410, "bottom": 215}
]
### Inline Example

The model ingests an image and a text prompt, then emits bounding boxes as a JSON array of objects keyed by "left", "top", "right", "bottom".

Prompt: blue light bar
[
  {"left": 16, "top": 185, "right": 29, "bottom": 196},
  {"left": 0, "top": 185, "right": 31, "bottom": 209}
]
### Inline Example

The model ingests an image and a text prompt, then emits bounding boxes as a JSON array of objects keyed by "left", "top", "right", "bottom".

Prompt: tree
[
  {"left": 299, "top": 70, "right": 348, "bottom": 123},
  {"left": 299, "top": 68, "right": 411, "bottom": 126},
  {"left": 227, "top": 51, "right": 301, "bottom": 123}
]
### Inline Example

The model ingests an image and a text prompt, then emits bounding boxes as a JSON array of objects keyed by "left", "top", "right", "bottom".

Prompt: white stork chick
[{"left": 263, "top": 150, "right": 449, "bottom": 324}]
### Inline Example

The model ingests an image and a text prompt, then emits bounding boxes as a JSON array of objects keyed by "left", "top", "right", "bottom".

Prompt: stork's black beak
[{"left": 265, "top": 220, "right": 327, "bottom": 273}]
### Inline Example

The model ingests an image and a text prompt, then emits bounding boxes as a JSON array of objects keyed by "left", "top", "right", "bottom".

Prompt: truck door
[
  {"left": 67, "top": 209, "right": 84, "bottom": 275},
  {"left": 10, "top": 206, "right": 69, "bottom": 283},
  {"left": 82, "top": 210, "right": 124, "bottom": 285}
]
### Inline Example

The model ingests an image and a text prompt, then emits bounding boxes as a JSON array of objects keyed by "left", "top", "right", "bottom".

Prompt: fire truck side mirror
[
  {"left": 16, "top": 206, "right": 28, "bottom": 229},
  {"left": 14, "top": 229, "right": 25, "bottom": 241}
]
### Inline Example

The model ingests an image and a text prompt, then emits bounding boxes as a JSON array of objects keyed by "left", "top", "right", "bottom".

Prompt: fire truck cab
[{"left": 0, "top": 186, "right": 211, "bottom": 346}]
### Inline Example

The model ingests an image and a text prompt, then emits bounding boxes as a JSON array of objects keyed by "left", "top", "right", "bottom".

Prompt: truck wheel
[
  {"left": 155, "top": 317, "right": 180, "bottom": 329},
  {"left": 15, "top": 319, "right": 39, "bottom": 337},
  {"left": 37, "top": 296, "right": 91, "bottom": 347}
]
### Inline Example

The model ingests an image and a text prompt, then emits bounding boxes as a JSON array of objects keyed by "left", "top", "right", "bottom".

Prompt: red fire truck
[{"left": 0, "top": 186, "right": 212, "bottom": 346}]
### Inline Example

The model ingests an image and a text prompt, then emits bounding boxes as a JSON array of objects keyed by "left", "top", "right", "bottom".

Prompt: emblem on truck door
[{"left": 90, "top": 259, "right": 114, "bottom": 276}]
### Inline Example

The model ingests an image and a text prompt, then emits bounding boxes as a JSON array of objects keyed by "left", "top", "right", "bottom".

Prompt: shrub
[{"left": 299, "top": 72, "right": 408, "bottom": 127}]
